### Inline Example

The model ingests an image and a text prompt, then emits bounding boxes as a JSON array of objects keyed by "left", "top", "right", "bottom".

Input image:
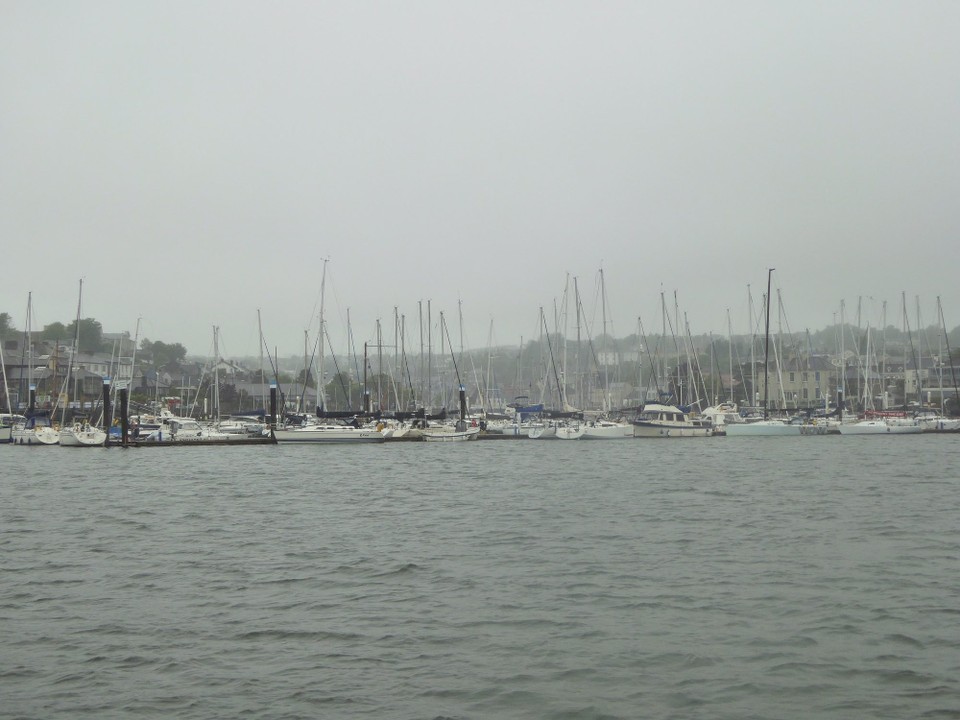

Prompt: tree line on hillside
[
  {"left": 4, "top": 310, "right": 960, "bottom": 371},
  {"left": 0, "top": 312, "right": 187, "bottom": 365}
]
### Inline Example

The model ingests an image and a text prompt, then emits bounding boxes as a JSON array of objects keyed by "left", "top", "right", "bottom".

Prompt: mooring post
[
  {"left": 119, "top": 387, "right": 129, "bottom": 448},
  {"left": 102, "top": 378, "right": 112, "bottom": 447},
  {"left": 269, "top": 382, "right": 278, "bottom": 431}
]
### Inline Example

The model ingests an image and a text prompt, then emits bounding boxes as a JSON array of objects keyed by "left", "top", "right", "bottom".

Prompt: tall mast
[
  {"left": 213, "top": 326, "right": 221, "bottom": 422},
  {"left": 301, "top": 328, "right": 308, "bottom": 413},
  {"left": 661, "top": 289, "right": 667, "bottom": 402},
  {"left": 748, "top": 285, "right": 755, "bottom": 406},
  {"left": 902, "top": 291, "right": 921, "bottom": 407},
  {"left": 762, "top": 268, "right": 773, "bottom": 420},
  {"left": 394, "top": 307, "right": 401, "bottom": 412},
  {"left": 881, "top": 300, "right": 888, "bottom": 409},
  {"left": 726, "top": 309, "right": 734, "bottom": 403},
  {"left": 916, "top": 295, "right": 924, "bottom": 404},
  {"left": 348, "top": 308, "right": 357, "bottom": 409},
  {"left": 23, "top": 292, "right": 32, "bottom": 409},
  {"left": 427, "top": 300, "right": 432, "bottom": 411},
  {"left": 863, "top": 324, "right": 871, "bottom": 410},
  {"left": 376, "top": 318, "right": 383, "bottom": 412},
  {"left": 938, "top": 296, "right": 959, "bottom": 416},
  {"left": 937, "top": 297, "right": 944, "bottom": 415},
  {"left": 574, "top": 276, "right": 582, "bottom": 410},
  {"left": 56, "top": 279, "right": 83, "bottom": 423},
  {"left": 0, "top": 312, "right": 10, "bottom": 413},
  {"left": 318, "top": 258, "right": 328, "bottom": 412},
  {"left": 601, "top": 269, "right": 609, "bottom": 411},
  {"left": 560, "top": 275, "right": 569, "bottom": 409},
  {"left": 418, "top": 301, "right": 424, "bottom": 408},
  {"left": 257, "top": 309, "right": 265, "bottom": 412},
  {"left": 775, "top": 288, "right": 787, "bottom": 410},
  {"left": 673, "top": 290, "right": 680, "bottom": 405}
]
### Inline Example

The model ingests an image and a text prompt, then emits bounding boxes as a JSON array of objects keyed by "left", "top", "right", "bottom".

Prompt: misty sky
[{"left": 2, "top": 1, "right": 959, "bottom": 358}]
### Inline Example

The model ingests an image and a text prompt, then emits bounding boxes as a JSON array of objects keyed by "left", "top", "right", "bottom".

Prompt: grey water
[{"left": 2, "top": 437, "right": 959, "bottom": 720}]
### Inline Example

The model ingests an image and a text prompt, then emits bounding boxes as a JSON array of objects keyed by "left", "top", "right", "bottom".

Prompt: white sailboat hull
[
  {"left": 421, "top": 426, "right": 481, "bottom": 442},
  {"left": 11, "top": 427, "right": 61, "bottom": 445},
  {"left": 274, "top": 426, "right": 385, "bottom": 443},
  {"left": 527, "top": 424, "right": 556, "bottom": 439},
  {"left": 725, "top": 421, "right": 803, "bottom": 436},
  {"left": 838, "top": 420, "right": 922, "bottom": 435},
  {"left": 59, "top": 426, "right": 107, "bottom": 447},
  {"left": 633, "top": 423, "right": 713, "bottom": 438},
  {"left": 555, "top": 425, "right": 586, "bottom": 440},
  {"left": 582, "top": 422, "right": 633, "bottom": 439},
  {"left": 917, "top": 416, "right": 960, "bottom": 432}
]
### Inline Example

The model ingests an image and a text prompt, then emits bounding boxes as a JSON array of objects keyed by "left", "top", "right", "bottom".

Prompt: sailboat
[
  {"left": 582, "top": 417, "right": 634, "bottom": 439},
  {"left": 726, "top": 269, "right": 802, "bottom": 436},
  {"left": 57, "top": 281, "right": 107, "bottom": 447},
  {"left": 11, "top": 410, "right": 61, "bottom": 445},
  {"left": 11, "top": 293, "right": 61, "bottom": 446},
  {"left": 59, "top": 417, "right": 108, "bottom": 447},
  {"left": 421, "top": 312, "right": 480, "bottom": 442},
  {"left": 838, "top": 295, "right": 922, "bottom": 436},
  {"left": 0, "top": 336, "right": 24, "bottom": 442}
]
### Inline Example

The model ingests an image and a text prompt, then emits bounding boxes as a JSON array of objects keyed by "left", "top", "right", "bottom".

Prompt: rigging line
[
  {"left": 539, "top": 308, "right": 564, "bottom": 407},
  {"left": 637, "top": 315, "right": 661, "bottom": 401},
  {"left": 257, "top": 321, "right": 284, "bottom": 413},
  {"left": 575, "top": 290, "right": 604, "bottom": 402},
  {"left": 938, "top": 298, "right": 960, "bottom": 413},
  {"left": 322, "top": 323, "right": 352, "bottom": 411},
  {"left": 902, "top": 291, "right": 921, "bottom": 408},
  {"left": 439, "top": 312, "right": 463, "bottom": 388},
  {"left": 398, "top": 317, "right": 417, "bottom": 408}
]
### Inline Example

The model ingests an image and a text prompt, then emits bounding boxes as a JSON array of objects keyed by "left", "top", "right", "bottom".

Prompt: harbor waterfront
[{"left": 2, "top": 437, "right": 958, "bottom": 719}]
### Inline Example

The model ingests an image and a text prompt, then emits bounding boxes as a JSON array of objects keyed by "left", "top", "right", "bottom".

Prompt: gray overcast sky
[{"left": 3, "top": 1, "right": 959, "bottom": 357}]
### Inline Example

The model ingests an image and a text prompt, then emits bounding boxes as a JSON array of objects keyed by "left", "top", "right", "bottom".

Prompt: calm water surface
[{"left": 2, "top": 436, "right": 959, "bottom": 719}]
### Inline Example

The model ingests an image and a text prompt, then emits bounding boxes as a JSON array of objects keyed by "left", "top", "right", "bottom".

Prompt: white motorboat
[
  {"left": 136, "top": 417, "right": 233, "bottom": 443},
  {"left": 915, "top": 412, "right": 960, "bottom": 432},
  {"left": 421, "top": 424, "right": 481, "bottom": 442},
  {"left": 217, "top": 416, "right": 268, "bottom": 436},
  {"left": 632, "top": 404, "right": 713, "bottom": 438},
  {"left": 700, "top": 403, "right": 745, "bottom": 435},
  {"left": 421, "top": 427, "right": 480, "bottom": 442},
  {"left": 1, "top": 413, "right": 27, "bottom": 443}
]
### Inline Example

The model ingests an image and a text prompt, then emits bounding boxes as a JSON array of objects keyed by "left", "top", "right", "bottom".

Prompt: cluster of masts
[{"left": 3, "top": 270, "right": 958, "bottom": 427}]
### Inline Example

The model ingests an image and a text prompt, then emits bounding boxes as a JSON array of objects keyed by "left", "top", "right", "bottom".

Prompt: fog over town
[{"left": 3, "top": 2, "right": 959, "bottom": 358}]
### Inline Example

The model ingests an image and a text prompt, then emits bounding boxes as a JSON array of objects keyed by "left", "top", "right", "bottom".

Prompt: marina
[{"left": 5, "top": 4, "right": 960, "bottom": 718}]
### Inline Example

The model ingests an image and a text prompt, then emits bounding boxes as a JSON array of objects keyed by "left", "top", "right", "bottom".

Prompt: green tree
[
  {"left": 42, "top": 322, "right": 69, "bottom": 341},
  {"left": 325, "top": 371, "right": 359, "bottom": 410},
  {"left": 66, "top": 318, "right": 104, "bottom": 353},
  {"left": 140, "top": 339, "right": 188, "bottom": 367},
  {"left": 218, "top": 383, "right": 240, "bottom": 414},
  {"left": 0, "top": 312, "right": 17, "bottom": 339}
]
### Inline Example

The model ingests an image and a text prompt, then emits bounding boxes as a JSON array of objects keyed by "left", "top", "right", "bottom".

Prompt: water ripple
[{"left": 1, "top": 439, "right": 959, "bottom": 719}]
